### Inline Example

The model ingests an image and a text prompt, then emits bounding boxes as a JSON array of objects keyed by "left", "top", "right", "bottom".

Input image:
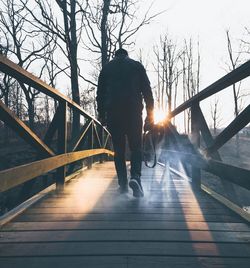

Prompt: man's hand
[{"left": 144, "top": 114, "right": 154, "bottom": 132}]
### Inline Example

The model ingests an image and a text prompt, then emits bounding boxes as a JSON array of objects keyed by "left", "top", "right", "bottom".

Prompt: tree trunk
[
  {"left": 168, "top": 94, "right": 172, "bottom": 115},
  {"left": 101, "top": 0, "right": 111, "bottom": 68},
  {"left": 232, "top": 83, "right": 240, "bottom": 156},
  {"left": 59, "top": 0, "right": 80, "bottom": 139},
  {"left": 19, "top": 83, "right": 35, "bottom": 129},
  {"left": 27, "top": 98, "right": 35, "bottom": 130},
  {"left": 69, "top": 1, "right": 80, "bottom": 138},
  {"left": 4, "top": 87, "right": 9, "bottom": 143}
]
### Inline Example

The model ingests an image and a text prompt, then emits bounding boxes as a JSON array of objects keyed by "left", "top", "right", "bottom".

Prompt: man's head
[{"left": 115, "top": 48, "right": 128, "bottom": 57}]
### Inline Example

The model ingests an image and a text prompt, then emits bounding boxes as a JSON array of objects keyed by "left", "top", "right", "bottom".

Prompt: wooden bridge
[{"left": 0, "top": 55, "right": 250, "bottom": 267}]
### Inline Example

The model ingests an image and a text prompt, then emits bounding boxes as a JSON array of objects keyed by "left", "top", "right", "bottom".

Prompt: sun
[{"left": 154, "top": 109, "right": 167, "bottom": 124}]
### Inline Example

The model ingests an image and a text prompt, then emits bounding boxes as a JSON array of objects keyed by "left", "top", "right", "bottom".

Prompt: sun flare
[{"left": 154, "top": 109, "right": 167, "bottom": 124}]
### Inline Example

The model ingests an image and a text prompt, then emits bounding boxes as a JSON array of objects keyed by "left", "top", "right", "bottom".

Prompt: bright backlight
[{"left": 154, "top": 109, "right": 167, "bottom": 124}]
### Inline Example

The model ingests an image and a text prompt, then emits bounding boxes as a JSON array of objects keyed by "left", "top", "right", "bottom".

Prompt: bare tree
[
  {"left": 153, "top": 34, "right": 181, "bottom": 115},
  {"left": 180, "top": 38, "right": 201, "bottom": 133},
  {"left": 0, "top": 41, "right": 12, "bottom": 107},
  {"left": 9, "top": 0, "right": 162, "bottom": 130},
  {"left": 240, "top": 26, "right": 250, "bottom": 54},
  {"left": 226, "top": 30, "right": 242, "bottom": 117},
  {"left": 225, "top": 29, "right": 243, "bottom": 155},
  {"left": 83, "top": 0, "right": 163, "bottom": 69},
  {"left": 21, "top": 0, "right": 90, "bottom": 136},
  {"left": 80, "top": 86, "right": 96, "bottom": 116},
  {"left": 182, "top": 39, "right": 200, "bottom": 100},
  {"left": 0, "top": 38, "right": 26, "bottom": 142},
  {"left": 210, "top": 96, "right": 222, "bottom": 135},
  {"left": 137, "top": 48, "right": 149, "bottom": 69},
  {"left": 0, "top": 0, "right": 53, "bottom": 129}
]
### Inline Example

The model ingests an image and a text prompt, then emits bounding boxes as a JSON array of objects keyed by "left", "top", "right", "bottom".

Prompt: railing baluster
[
  {"left": 195, "top": 105, "right": 221, "bottom": 161},
  {"left": 99, "top": 126, "right": 104, "bottom": 163},
  {"left": 191, "top": 104, "right": 201, "bottom": 188},
  {"left": 87, "top": 121, "right": 94, "bottom": 169},
  {"left": 56, "top": 101, "right": 67, "bottom": 191},
  {"left": 43, "top": 106, "right": 61, "bottom": 147}
]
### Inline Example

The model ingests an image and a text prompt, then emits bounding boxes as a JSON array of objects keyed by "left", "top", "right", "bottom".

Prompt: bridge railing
[
  {"left": 162, "top": 59, "right": 250, "bottom": 219},
  {"left": 0, "top": 55, "right": 114, "bottom": 196},
  {"left": 1, "top": 54, "right": 249, "bottom": 219}
]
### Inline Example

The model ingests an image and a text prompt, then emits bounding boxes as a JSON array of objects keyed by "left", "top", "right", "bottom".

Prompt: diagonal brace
[
  {"left": 0, "top": 100, "right": 55, "bottom": 157},
  {"left": 206, "top": 104, "right": 250, "bottom": 155},
  {"left": 69, "top": 120, "right": 92, "bottom": 152}
]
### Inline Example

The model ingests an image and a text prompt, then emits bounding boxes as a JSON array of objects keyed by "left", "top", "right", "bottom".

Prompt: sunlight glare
[
  {"left": 174, "top": 165, "right": 219, "bottom": 254},
  {"left": 154, "top": 109, "right": 167, "bottom": 124},
  {"left": 61, "top": 170, "right": 114, "bottom": 214}
]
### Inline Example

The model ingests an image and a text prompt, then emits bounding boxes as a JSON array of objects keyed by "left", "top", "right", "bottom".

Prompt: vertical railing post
[
  {"left": 191, "top": 104, "right": 201, "bottom": 188},
  {"left": 56, "top": 101, "right": 67, "bottom": 191},
  {"left": 87, "top": 121, "right": 93, "bottom": 169},
  {"left": 99, "top": 126, "right": 104, "bottom": 163}
]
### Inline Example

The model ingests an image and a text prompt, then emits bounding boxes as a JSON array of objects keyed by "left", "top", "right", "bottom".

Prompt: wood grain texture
[
  {"left": 1, "top": 230, "right": 249, "bottom": 243},
  {"left": 0, "top": 149, "right": 113, "bottom": 192},
  {"left": 0, "top": 241, "right": 250, "bottom": 257},
  {"left": 2, "top": 221, "right": 249, "bottom": 232},
  {"left": 1, "top": 256, "right": 250, "bottom": 268},
  {"left": 0, "top": 162, "right": 250, "bottom": 267}
]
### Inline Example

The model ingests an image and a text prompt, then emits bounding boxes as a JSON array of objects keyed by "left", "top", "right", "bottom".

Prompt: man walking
[{"left": 96, "top": 48, "right": 154, "bottom": 197}]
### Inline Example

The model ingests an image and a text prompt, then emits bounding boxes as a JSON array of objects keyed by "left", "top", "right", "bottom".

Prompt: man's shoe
[
  {"left": 129, "top": 179, "right": 144, "bottom": 198},
  {"left": 118, "top": 185, "right": 129, "bottom": 194}
]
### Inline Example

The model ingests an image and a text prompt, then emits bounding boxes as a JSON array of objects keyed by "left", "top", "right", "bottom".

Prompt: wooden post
[
  {"left": 87, "top": 121, "right": 94, "bottom": 169},
  {"left": 43, "top": 106, "right": 61, "bottom": 147},
  {"left": 191, "top": 104, "right": 201, "bottom": 188},
  {"left": 56, "top": 101, "right": 67, "bottom": 191},
  {"left": 195, "top": 105, "right": 221, "bottom": 161},
  {"left": 99, "top": 126, "right": 104, "bottom": 163}
]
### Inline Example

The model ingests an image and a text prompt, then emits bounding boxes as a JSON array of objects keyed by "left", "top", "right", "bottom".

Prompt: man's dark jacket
[{"left": 96, "top": 55, "right": 154, "bottom": 119}]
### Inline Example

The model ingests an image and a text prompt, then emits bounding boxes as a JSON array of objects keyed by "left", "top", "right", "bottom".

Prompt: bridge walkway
[{"left": 0, "top": 162, "right": 250, "bottom": 267}]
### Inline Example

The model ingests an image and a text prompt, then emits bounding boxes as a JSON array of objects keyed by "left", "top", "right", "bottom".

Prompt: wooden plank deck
[{"left": 0, "top": 161, "right": 250, "bottom": 267}]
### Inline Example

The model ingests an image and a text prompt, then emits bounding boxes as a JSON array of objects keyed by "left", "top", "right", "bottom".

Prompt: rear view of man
[{"left": 96, "top": 48, "right": 154, "bottom": 197}]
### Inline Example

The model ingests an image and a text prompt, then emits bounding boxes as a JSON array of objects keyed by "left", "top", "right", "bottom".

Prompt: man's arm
[
  {"left": 140, "top": 65, "right": 154, "bottom": 120},
  {"left": 96, "top": 69, "right": 107, "bottom": 123}
]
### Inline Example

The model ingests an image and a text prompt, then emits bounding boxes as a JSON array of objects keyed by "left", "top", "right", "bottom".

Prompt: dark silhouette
[{"left": 96, "top": 48, "right": 154, "bottom": 197}]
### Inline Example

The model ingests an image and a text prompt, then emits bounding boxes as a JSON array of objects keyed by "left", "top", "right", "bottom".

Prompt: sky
[
  {"left": 3, "top": 0, "right": 249, "bottom": 129},
  {"left": 131, "top": 0, "right": 250, "bottom": 128},
  {"left": 136, "top": 0, "right": 250, "bottom": 84},
  {"left": 46, "top": 0, "right": 250, "bottom": 128}
]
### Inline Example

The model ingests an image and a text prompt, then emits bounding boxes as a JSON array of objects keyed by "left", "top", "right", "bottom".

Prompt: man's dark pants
[{"left": 107, "top": 109, "right": 142, "bottom": 187}]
